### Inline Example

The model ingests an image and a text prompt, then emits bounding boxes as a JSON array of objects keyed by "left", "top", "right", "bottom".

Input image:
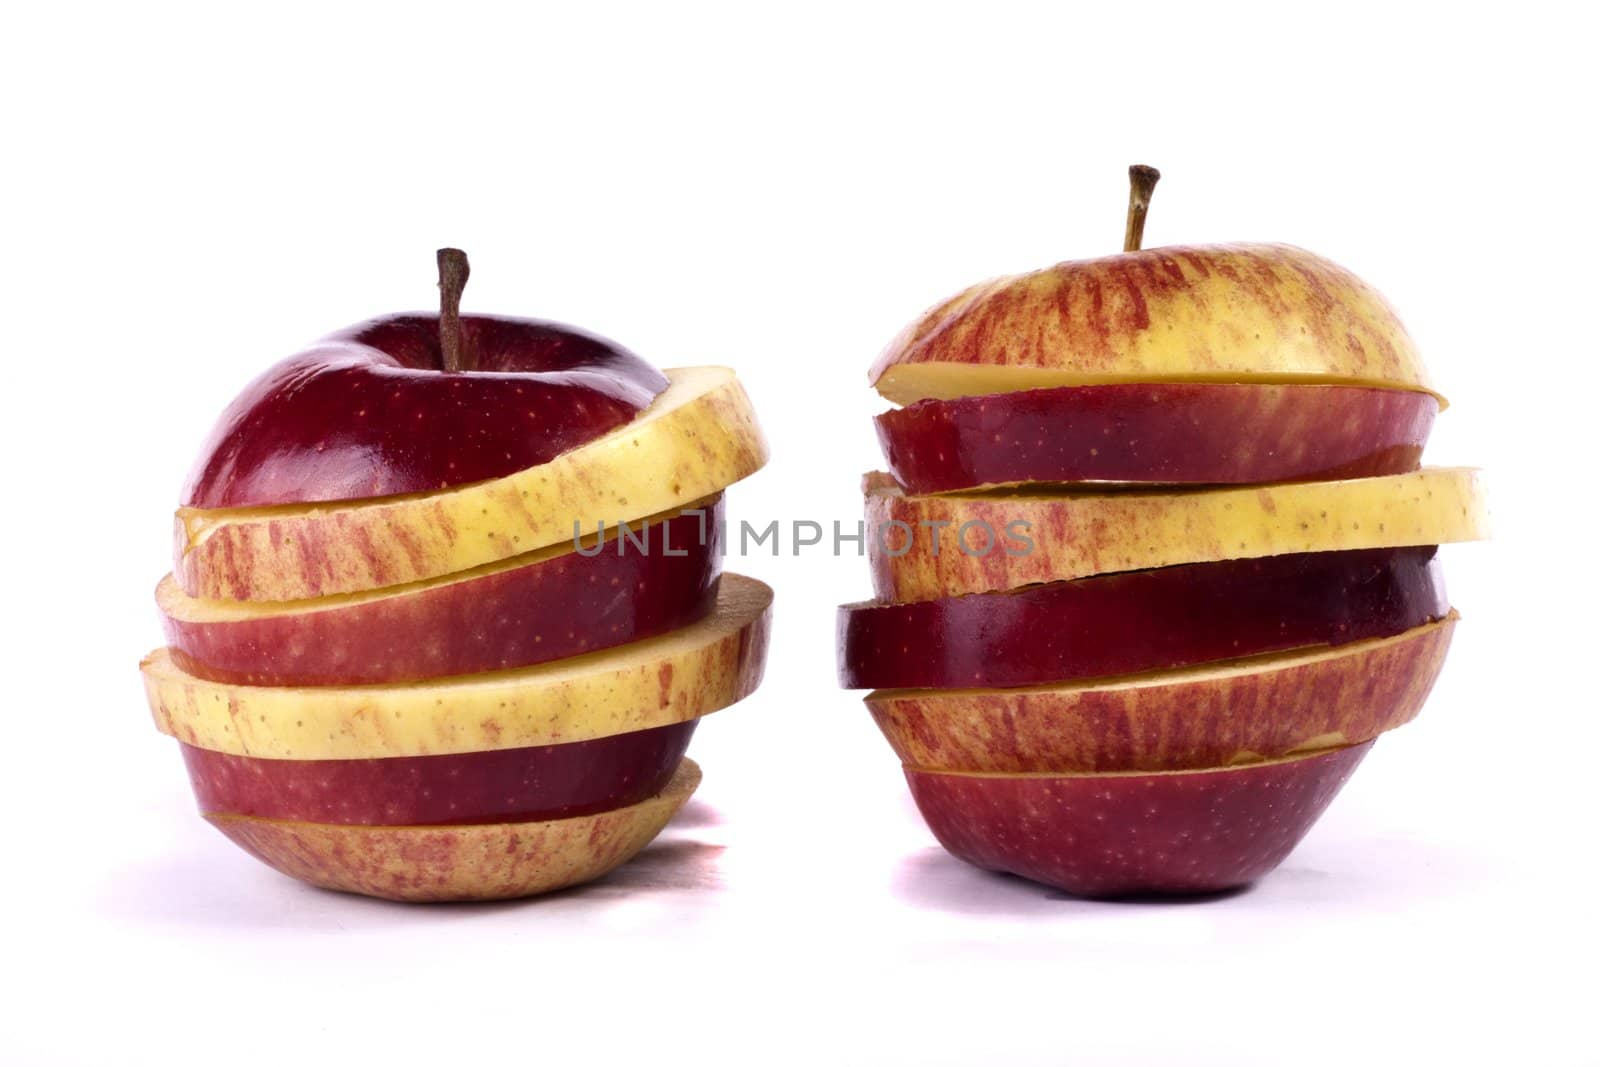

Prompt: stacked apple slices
[
  {"left": 141, "top": 286, "right": 772, "bottom": 902},
  {"left": 838, "top": 175, "right": 1487, "bottom": 897}
]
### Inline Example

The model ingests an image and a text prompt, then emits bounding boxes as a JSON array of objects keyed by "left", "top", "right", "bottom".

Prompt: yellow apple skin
[
  {"left": 175, "top": 366, "right": 766, "bottom": 602},
  {"left": 871, "top": 243, "right": 1443, "bottom": 406},
  {"left": 868, "top": 615, "right": 1453, "bottom": 774},
  {"left": 143, "top": 575, "right": 772, "bottom": 759},
  {"left": 866, "top": 467, "right": 1488, "bottom": 601},
  {"left": 209, "top": 759, "right": 700, "bottom": 902}
]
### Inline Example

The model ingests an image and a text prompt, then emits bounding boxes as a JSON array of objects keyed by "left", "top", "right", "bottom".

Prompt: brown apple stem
[
  {"left": 1123, "top": 165, "right": 1161, "bottom": 252},
  {"left": 437, "top": 247, "right": 471, "bottom": 372}
]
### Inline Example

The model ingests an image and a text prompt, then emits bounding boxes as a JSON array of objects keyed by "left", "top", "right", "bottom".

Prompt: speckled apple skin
[
  {"left": 181, "top": 719, "right": 696, "bottom": 825},
  {"left": 839, "top": 547, "right": 1446, "bottom": 690},
  {"left": 906, "top": 744, "right": 1371, "bottom": 898},
  {"left": 161, "top": 502, "right": 723, "bottom": 686},
  {"left": 875, "top": 383, "right": 1435, "bottom": 493},
  {"left": 208, "top": 759, "right": 701, "bottom": 902},
  {"left": 183, "top": 313, "right": 668, "bottom": 509},
  {"left": 870, "top": 615, "right": 1452, "bottom": 773},
  {"left": 870, "top": 244, "right": 1438, "bottom": 405},
  {"left": 866, "top": 467, "right": 1487, "bottom": 602},
  {"left": 175, "top": 367, "right": 767, "bottom": 602}
]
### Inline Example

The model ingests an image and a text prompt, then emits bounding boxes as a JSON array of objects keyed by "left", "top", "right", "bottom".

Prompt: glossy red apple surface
[
  {"left": 182, "top": 312, "right": 669, "bottom": 508},
  {"left": 161, "top": 500, "right": 723, "bottom": 686},
  {"left": 838, "top": 547, "right": 1446, "bottom": 689},
  {"left": 181, "top": 720, "right": 695, "bottom": 825},
  {"left": 906, "top": 742, "right": 1371, "bottom": 897},
  {"left": 875, "top": 382, "right": 1436, "bottom": 492}
]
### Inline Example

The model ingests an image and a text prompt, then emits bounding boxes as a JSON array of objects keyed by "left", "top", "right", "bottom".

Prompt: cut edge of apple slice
[
  {"left": 873, "top": 366, "right": 1449, "bottom": 410},
  {"left": 144, "top": 574, "right": 773, "bottom": 759},
  {"left": 207, "top": 758, "right": 701, "bottom": 903},
  {"left": 906, "top": 739, "right": 1375, "bottom": 782},
  {"left": 158, "top": 494, "right": 721, "bottom": 622}
]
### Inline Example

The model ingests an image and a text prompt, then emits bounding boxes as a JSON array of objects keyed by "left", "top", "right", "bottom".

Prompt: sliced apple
[
  {"left": 175, "top": 366, "right": 767, "bottom": 601},
  {"left": 143, "top": 573, "right": 772, "bottom": 759},
  {"left": 161, "top": 498, "right": 723, "bottom": 686},
  {"left": 905, "top": 743, "right": 1371, "bottom": 898},
  {"left": 182, "top": 719, "right": 696, "bottom": 825},
  {"left": 867, "top": 466, "right": 1487, "bottom": 601},
  {"left": 870, "top": 614, "right": 1452, "bottom": 773},
  {"left": 875, "top": 383, "right": 1436, "bottom": 492},
  {"left": 209, "top": 758, "right": 701, "bottom": 902},
  {"left": 871, "top": 243, "right": 1443, "bottom": 406},
  {"left": 840, "top": 547, "right": 1446, "bottom": 690}
]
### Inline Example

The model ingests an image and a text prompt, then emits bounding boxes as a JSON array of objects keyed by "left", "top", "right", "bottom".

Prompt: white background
[{"left": 3, "top": 3, "right": 1595, "bottom": 1064}]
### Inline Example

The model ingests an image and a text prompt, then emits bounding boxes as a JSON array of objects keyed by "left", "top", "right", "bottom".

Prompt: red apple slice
[
  {"left": 208, "top": 758, "right": 701, "bottom": 902},
  {"left": 160, "top": 499, "right": 723, "bottom": 686},
  {"left": 839, "top": 547, "right": 1446, "bottom": 690},
  {"left": 869, "top": 614, "right": 1453, "bottom": 773},
  {"left": 875, "top": 383, "right": 1436, "bottom": 492},
  {"left": 182, "top": 719, "right": 696, "bottom": 825},
  {"left": 905, "top": 743, "right": 1371, "bottom": 898},
  {"left": 184, "top": 313, "right": 670, "bottom": 508}
]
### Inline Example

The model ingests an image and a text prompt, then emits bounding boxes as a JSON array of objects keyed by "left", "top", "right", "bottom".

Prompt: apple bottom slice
[
  {"left": 181, "top": 719, "right": 696, "bottom": 826},
  {"left": 905, "top": 744, "right": 1371, "bottom": 898},
  {"left": 869, "top": 614, "right": 1454, "bottom": 773},
  {"left": 207, "top": 759, "right": 701, "bottom": 903},
  {"left": 875, "top": 382, "right": 1436, "bottom": 493}
]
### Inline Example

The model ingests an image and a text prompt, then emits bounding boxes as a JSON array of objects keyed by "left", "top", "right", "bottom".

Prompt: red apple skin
[
  {"left": 162, "top": 500, "right": 723, "bottom": 686},
  {"left": 181, "top": 313, "right": 669, "bottom": 508},
  {"left": 180, "top": 720, "right": 696, "bottom": 825},
  {"left": 905, "top": 742, "right": 1372, "bottom": 897},
  {"left": 875, "top": 383, "right": 1436, "bottom": 493},
  {"left": 839, "top": 547, "right": 1446, "bottom": 690}
]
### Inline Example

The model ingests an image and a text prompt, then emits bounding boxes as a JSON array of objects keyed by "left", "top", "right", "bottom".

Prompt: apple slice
[
  {"left": 160, "top": 499, "right": 723, "bottom": 686},
  {"left": 867, "top": 466, "right": 1487, "bottom": 601},
  {"left": 875, "top": 383, "right": 1436, "bottom": 492},
  {"left": 905, "top": 743, "right": 1371, "bottom": 898},
  {"left": 143, "top": 573, "right": 772, "bottom": 759},
  {"left": 182, "top": 719, "right": 695, "bottom": 825},
  {"left": 870, "top": 614, "right": 1453, "bottom": 773},
  {"left": 839, "top": 547, "right": 1446, "bottom": 690},
  {"left": 174, "top": 365, "right": 767, "bottom": 601},
  {"left": 208, "top": 758, "right": 702, "bottom": 902},
  {"left": 870, "top": 243, "right": 1442, "bottom": 406}
]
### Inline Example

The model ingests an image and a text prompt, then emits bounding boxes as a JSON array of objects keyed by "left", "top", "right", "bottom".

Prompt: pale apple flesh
[
  {"left": 866, "top": 466, "right": 1488, "bottom": 602},
  {"left": 160, "top": 499, "right": 723, "bottom": 686},
  {"left": 871, "top": 243, "right": 1443, "bottom": 406},
  {"left": 840, "top": 547, "right": 1446, "bottom": 690},
  {"left": 182, "top": 719, "right": 696, "bottom": 825},
  {"left": 870, "top": 615, "right": 1452, "bottom": 773},
  {"left": 208, "top": 759, "right": 701, "bottom": 902},
  {"left": 875, "top": 383, "right": 1436, "bottom": 492},
  {"left": 143, "top": 573, "right": 773, "bottom": 759},
  {"left": 906, "top": 744, "right": 1371, "bottom": 898},
  {"left": 175, "top": 365, "right": 769, "bottom": 602}
]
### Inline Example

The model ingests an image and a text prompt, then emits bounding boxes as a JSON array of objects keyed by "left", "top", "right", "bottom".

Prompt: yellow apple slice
[
  {"left": 871, "top": 243, "right": 1446, "bottom": 406},
  {"left": 868, "top": 614, "right": 1454, "bottom": 774},
  {"left": 143, "top": 574, "right": 772, "bottom": 759},
  {"left": 175, "top": 365, "right": 767, "bottom": 601},
  {"left": 209, "top": 759, "right": 701, "bottom": 902},
  {"left": 867, "top": 467, "right": 1488, "bottom": 601}
]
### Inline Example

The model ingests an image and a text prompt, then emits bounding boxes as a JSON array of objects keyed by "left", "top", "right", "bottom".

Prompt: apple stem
[
  {"left": 437, "top": 247, "right": 472, "bottom": 372},
  {"left": 1123, "top": 165, "right": 1161, "bottom": 252}
]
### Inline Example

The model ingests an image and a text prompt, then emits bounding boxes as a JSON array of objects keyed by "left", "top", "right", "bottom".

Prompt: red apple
[
  {"left": 905, "top": 743, "right": 1371, "bottom": 897},
  {"left": 875, "top": 382, "right": 1436, "bottom": 493},
  {"left": 869, "top": 615, "right": 1452, "bottom": 773},
  {"left": 182, "top": 308, "right": 669, "bottom": 508},
  {"left": 181, "top": 719, "right": 695, "bottom": 825},
  {"left": 839, "top": 547, "right": 1446, "bottom": 690},
  {"left": 208, "top": 759, "right": 703, "bottom": 902},
  {"left": 160, "top": 499, "right": 723, "bottom": 686}
]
